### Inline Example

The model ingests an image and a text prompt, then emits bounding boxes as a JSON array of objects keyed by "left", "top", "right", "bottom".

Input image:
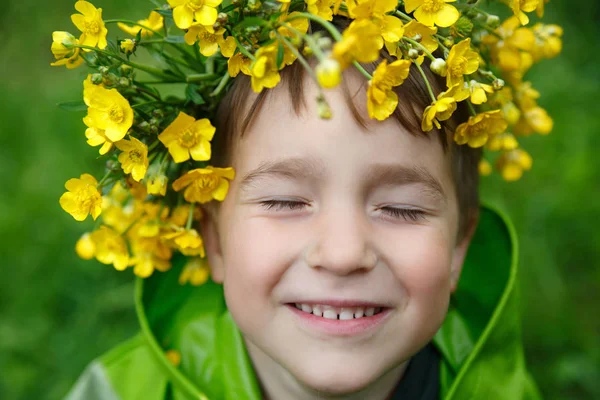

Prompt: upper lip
[{"left": 285, "top": 299, "right": 391, "bottom": 308}]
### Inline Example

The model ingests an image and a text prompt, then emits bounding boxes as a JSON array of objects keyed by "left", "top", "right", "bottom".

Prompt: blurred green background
[{"left": 1, "top": 1, "right": 598, "bottom": 399}]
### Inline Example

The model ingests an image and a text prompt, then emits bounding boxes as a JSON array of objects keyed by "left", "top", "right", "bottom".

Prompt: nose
[{"left": 304, "top": 204, "right": 378, "bottom": 275}]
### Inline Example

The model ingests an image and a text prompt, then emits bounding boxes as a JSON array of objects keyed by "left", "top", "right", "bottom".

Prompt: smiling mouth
[{"left": 287, "top": 303, "right": 387, "bottom": 320}]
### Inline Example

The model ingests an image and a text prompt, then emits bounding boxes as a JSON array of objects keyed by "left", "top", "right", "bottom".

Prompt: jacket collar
[{"left": 135, "top": 204, "right": 522, "bottom": 399}]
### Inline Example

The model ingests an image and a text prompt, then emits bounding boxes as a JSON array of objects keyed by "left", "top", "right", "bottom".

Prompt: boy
[{"left": 65, "top": 59, "right": 541, "bottom": 400}]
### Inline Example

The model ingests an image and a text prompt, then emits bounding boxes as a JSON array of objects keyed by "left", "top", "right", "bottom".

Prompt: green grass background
[{"left": 0, "top": 1, "right": 598, "bottom": 399}]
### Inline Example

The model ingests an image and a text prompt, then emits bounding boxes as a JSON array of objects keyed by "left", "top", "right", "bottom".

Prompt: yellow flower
[
  {"left": 172, "top": 166, "right": 235, "bottom": 203},
  {"left": 389, "top": 20, "right": 437, "bottom": 63},
  {"left": 531, "top": 23, "right": 563, "bottom": 61},
  {"left": 467, "top": 80, "right": 494, "bottom": 105},
  {"left": 115, "top": 137, "right": 149, "bottom": 182},
  {"left": 333, "top": 20, "right": 383, "bottom": 69},
  {"left": 306, "top": 0, "right": 336, "bottom": 21},
  {"left": 162, "top": 227, "right": 206, "bottom": 257},
  {"left": 129, "top": 237, "right": 172, "bottom": 278},
  {"left": 478, "top": 159, "right": 492, "bottom": 176},
  {"left": 83, "top": 118, "right": 113, "bottom": 155},
  {"left": 346, "top": 0, "right": 396, "bottom": 20},
  {"left": 250, "top": 44, "right": 282, "bottom": 92},
  {"left": 454, "top": 110, "right": 508, "bottom": 148},
  {"left": 60, "top": 173, "right": 102, "bottom": 221},
  {"left": 84, "top": 85, "right": 134, "bottom": 142},
  {"left": 158, "top": 111, "right": 215, "bottom": 163},
  {"left": 514, "top": 106, "right": 553, "bottom": 135},
  {"left": 496, "top": 149, "right": 532, "bottom": 181},
  {"left": 50, "top": 31, "right": 84, "bottom": 69},
  {"left": 120, "top": 39, "right": 136, "bottom": 55},
  {"left": 147, "top": 174, "right": 168, "bottom": 196},
  {"left": 179, "top": 257, "right": 210, "bottom": 285},
  {"left": 184, "top": 23, "right": 234, "bottom": 57},
  {"left": 421, "top": 84, "right": 469, "bottom": 131},
  {"left": 483, "top": 17, "right": 535, "bottom": 73},
  {"left": 71, "top": 1, "right": 108, "bottom": 50},
  {"left": 510, "top": 0, "right": 540, "bottom": 26},
  {"left": 75, "top": 233, "right": 96, "bottom": 260},
  {"left": 316, "top": 58, "right": 342, "bottom": 89},
  {"left": 487, "top": 132, "right": 519, "bottom": 151},
  {"left": 90, "top": 226, "right": 130, "bottom": 271},
  {"left": 169, "top": 204, "right": 203, "bottom": 227},
  {"left": 228, "top": 53, "right": 252, "bottom": 77},
  {"left": 444, "top": 38, "right": 479, "bottom": 88},
  {"left": 367, "top": 59, "right": 412, "bottom": 121},
  {"left": 118, "top": 11, "right": 164, "bottom": 37},
  {"left": 168, "top": 0, "right": 223, "bottom": 29},
  {"left": 404, "top": 0, "right": 459, "bottom": 28}
]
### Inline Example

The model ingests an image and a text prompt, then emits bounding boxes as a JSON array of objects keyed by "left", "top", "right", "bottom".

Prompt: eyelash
[{"left": 259, "top": 200, "right": 426, "bottom": 221}]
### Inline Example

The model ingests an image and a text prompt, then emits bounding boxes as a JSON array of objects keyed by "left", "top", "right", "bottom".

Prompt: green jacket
[{"left": 65, "top": 206, "right": 542, "bottom": 400}]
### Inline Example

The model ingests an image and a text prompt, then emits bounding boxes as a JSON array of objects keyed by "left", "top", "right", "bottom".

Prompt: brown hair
[{"left": 212, "top": 20, "right": 481, "bottom": 239}]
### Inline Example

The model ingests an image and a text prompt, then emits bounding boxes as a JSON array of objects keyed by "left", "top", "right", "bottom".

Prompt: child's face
[{"left": 203, "top": 71, "right": 472, "bottom": 396}]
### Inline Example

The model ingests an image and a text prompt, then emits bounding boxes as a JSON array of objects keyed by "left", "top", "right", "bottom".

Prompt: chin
[{"left": 289, "top": 361, "right": 385, "bottom": 396}]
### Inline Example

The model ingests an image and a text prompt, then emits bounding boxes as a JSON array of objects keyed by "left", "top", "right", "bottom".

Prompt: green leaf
[
  {"left": 185, "top": 84, "right": 205, "bottom": 105},
  {"left": 276, "top": 41, "right": 284, "bottom": 69},
  {"left": 57, "top": 101, "right": 87, "bottom": 112},
  {"left": 153, "top": 8, "right": 173, "bottom": 18},
  {"left": 165, "top": 36, "right": 185, "bottom": 43}
]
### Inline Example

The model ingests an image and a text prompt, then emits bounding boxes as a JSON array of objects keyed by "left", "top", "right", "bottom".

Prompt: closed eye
[
  {"left": 259, "top": 200, "right": 307, "bottom": 211},
  {"left": 379, "top": 207, "right": 427, "bottom": 222}
]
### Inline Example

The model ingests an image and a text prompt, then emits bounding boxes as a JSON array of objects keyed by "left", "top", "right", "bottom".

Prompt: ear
[
  {"left": 198, "top": 203, "right": 225, "bottom": 284},
  {"left": 449, "top": 209, "right": 479, "bottom": 293}
]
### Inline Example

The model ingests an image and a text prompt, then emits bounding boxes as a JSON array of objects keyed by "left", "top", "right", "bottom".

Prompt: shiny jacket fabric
[{"left": 65, "top": 206, "right": 542, "bottom": 400}]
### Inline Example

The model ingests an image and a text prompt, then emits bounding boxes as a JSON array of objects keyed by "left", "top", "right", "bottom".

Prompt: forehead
[{"left": 229, "top": 69, "right": 454, "bottom": 194}]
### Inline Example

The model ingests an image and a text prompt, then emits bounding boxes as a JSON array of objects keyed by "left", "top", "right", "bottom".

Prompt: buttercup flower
[
  {"left": 487, "top": 132, "right": 519, "bottom": 151},
  {"left": 83, "top": 118, "right": 113, "bottom": 155},
  {"left": 404, "top": 0, "right": 459, "bottom": 28},
  {"left": 468, "top": 80, "right": 494, "bottom": 104},
  {"left": 514, "top": 106, "right": 553, "bottom": 135},
  {"left": 75, "top": 233, "right": 96, "bottom": 260},
  {"left": 120, "top": 39, "right": 136, "bottom": 55},
  {"left": 184, "top": 23, "right": 235, "bottom": 57},
  {"left": 115, "top": 137, "right": 149, "bottom": 182},
  {"left": 60, "top": 173, "right": 103, "bottom": 221},
  {"left": 50, "top": 31, "right": 84, "bottom": 69},
  {"left": 228, "top": 53, "right": 252, "bottom": 77},
  {"left": 510, "top": 0, "right": 540, "bottom": 26},
  {"left": 118, "top": 11, "right": 164, "bottom": 37},
  {"left": 158, "top": 111, "right": 215, "bottom": 163},
  {"left": 84, "top": 85, "right": 134, "bottom": 142},
  {"left": 147, "top": 174, "right": 168, "bottom": 196},
  {"left": 71, "top": 1, "right": 108, "bottom": 50},
  {"left": 391, "top": 20, "right": 438, "bottom": 63},
  {"left": 162, "top": 227, "right": 206, "bottom": 257},
  {"left": 421, "top": 84, "right": 469, "bottom": 131},
  {"left": 172, "top": 166, "right": 235, "bottom": 203},
  {"left": 454, "top": 110, "right": 508, "bottom": 148},
  {"left": 179, "top": 257, "right": 210, "bottom": 285},
  {"left": 90, "top": 226, "right": 130, "bottom": 271},
  {"left": 367, "top": 59, "right": 412, "bottom": 121},
  {"left": 305, "top": 0, "right": 336, "bottom": 21},
  {"left": 478, "top": 159, "right": 493, "bottom": 176},
  {"left": 496, "top": 148, "right": 533, "bottom": 181},
  {"left": 168, "top": 0, "right": 223, "bottom": 29},
  {"left": 444, "top": 38, "right": 480, "bottom": 88},
  {"left": 128, "top": 236, "right": 172, "bottom": 278},
  {"left": 531, "top": 23, "right": 563, "bottom": 61},
  {"left": 250, "top": 44, "right": 282, "bottom": 92},
  {"left": 333, "top": 19, "right": 383, "bottom": 69}
]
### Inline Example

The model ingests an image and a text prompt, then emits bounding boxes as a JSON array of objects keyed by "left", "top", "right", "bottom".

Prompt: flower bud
[
  {"left": 443, "top": 37, "right": 454, "bottom": 48},
  {"left": 454, "top": 16, "right": 474, "bottom": 37},
  {"left": 75, "top": 233, "right": 96, "bottom": 260},
  {"left": 430, "top": 58, "right": 447, "bottom": 76},
  {"left": 106, "top": 159, "right": 121, "bottom": 171},
  {"left": 119, "top": 64, "right": 133, "bottom": 75},
  {"left": 98, "top": 66, "right": 109, "bottom": 75},
  {"left": 316, "top": 58, "right": 342, "bottom": 89},
  {"left": 486, "top": 15, "right": 500, "bottom": 28},
  {"left": 91, "top": 73, "right": 103, "bottom": 85},
  {"left": 316, "top": 37, "right": 332, "bottom": 50},
  {"left": 412, "top": 33, "right": 422, "bottom": 42},
  {"left": 120, "top": 38, "right": 136, "bottom": 55},
  {"left": 492, "top": 78, "right": 505, "bottom": 90},
  {"left": 407, "top": 48, "right": 420, "bottom": 59},
  {"left": 147, "top": 174, "right": 168, "bottom": 196},
  {"left": 217, "top": 12, "right": 228, "bottom": 25},
  {"left": 317, "top": 96, "right": 332, "bottom": 119},
  {"left": 118, "top": 77, "right": 130, "bottom": 87}
]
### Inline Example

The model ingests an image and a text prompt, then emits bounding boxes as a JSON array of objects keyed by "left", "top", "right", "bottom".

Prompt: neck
[{"left": 245, "top": 338, "right": 409, "bottom": 400}]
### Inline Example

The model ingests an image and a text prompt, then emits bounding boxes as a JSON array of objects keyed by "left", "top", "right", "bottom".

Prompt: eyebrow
[
  {"left": 239, "top": 157, "right": 446, "bottom": 202},
  {"left": 363, "top": 164, "right": 446, "bottom": 203},
  {"left": 239, "top": 156, "right": 325, "bottom": 192}
]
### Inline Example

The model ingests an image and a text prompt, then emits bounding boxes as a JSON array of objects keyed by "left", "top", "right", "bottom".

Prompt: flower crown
[{"left": 52, "top": 0, "right": 562, "bottom": 282}]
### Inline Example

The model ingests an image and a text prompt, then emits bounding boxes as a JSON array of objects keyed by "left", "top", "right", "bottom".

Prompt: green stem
[
  {"left": 395, "top": 10, "right": 413, "bottom": 22},
  {"left": 104, "top": 19, "right": 164, "bottom": 38},
  {"left": 148, "top": 140, "right": 160, "bottom": 152},
  {"left": 413, "top": 61, "right": 437, "bottom": 102},
  {"left": 466, "top": 100, "right": 477, "bottom": 117},
  {"left": 352, "top": 62, "right": 372, "bottom": 80},
  {"left": 233, "top": 37, "right": 256, "bottom": 61},
  {"left": 286, "top": 12, "right": 342, "bottom": 41},
  {"left": 403, "top": 37, "right": 436, "bottom": 61},
  {"left": 97, "top": 169, "right": 113, "bottom": 188},
  {"left": 186, "top": 204, "right": 194, "bottom": 230},
  {"left": 279, "top": 22, "right": 326, "bottom": 61},
  {"left": 75, "top": 45, "right": 180, "bottom": 81},
  {"left": 211, "top": 73, "right": 231, "bottom": 96},
  {"left": 186, "top": 73, "right": 218, "bottom": 82}
]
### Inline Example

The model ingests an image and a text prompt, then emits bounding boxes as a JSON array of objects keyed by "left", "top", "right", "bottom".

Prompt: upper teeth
[{"left": 294, "top": 304, "right": 382, "bottom": 319}]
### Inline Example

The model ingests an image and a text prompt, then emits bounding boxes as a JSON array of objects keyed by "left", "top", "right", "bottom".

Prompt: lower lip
[{"left": 286, "top": 304, "right": 392, "bottom": 336}]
